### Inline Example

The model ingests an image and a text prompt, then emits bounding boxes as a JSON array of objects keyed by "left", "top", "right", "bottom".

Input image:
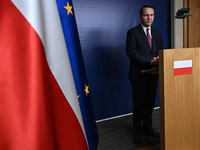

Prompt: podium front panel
[{"left": 159, "top": 48, "right": 200, "bottom": 150}]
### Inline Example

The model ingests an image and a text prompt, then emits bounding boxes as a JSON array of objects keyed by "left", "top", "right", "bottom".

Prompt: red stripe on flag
[
  {"left": 174, "top": 67, "right": 192, "bottom": 76},
  {"left": 0, "top": 1, "right": 88, "bottom": 150}
]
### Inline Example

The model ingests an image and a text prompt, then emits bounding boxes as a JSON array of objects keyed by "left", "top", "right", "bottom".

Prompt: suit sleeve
[
  {"left": 157, "top": 30, "right": 165, "bottom": 49},
  {"left": 126, "top": 30, "right": 151, "bottom": 67}
]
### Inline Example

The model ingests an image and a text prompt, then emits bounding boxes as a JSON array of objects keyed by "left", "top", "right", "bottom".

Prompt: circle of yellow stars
[{"left": 64, "top": 2, "right": 89, "bottom": 99}]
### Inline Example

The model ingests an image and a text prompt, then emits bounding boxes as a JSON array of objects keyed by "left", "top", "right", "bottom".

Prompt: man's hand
[{"left": 150, "top": 56, "right": 159, "bottom": 65}]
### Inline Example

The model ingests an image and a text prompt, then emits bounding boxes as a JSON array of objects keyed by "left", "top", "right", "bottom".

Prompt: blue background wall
[{"left": 73, "top": 0, "right": 170, "bottom": 121}]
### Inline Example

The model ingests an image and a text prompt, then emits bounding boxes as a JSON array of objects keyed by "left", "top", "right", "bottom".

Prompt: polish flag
[
  {"left": 174, "top": 60, "right": 192, "bottom": 76},
  {"left": 0, "top": 0, "right": 89, "bottom": 149}
]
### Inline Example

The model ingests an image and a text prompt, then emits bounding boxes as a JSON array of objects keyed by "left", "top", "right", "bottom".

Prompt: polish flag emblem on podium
[{"left": 174, "top": 60, "right": 192, "bottom": 76}]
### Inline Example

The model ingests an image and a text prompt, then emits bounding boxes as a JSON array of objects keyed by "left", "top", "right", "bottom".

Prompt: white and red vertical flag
[
  {"left": 0, "top": 0, "right": 98, "bottom": 150},
  {"left": 174, "top": 60, "right": 192, "bottom": 76}
]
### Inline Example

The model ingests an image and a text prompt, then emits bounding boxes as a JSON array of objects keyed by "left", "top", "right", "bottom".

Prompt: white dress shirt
[{"left": 140, "top": 23, "right": 152, "bottom": 38}]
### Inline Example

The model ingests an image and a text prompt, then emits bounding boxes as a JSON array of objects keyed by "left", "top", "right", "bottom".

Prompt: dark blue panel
[{"left": 73, "top": 0, "right": 170, "bottom": 120}]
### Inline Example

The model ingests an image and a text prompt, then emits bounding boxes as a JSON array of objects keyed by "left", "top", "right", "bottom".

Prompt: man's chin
[
  {"left": 143, "top": 23, "right": 152, "bottom": 27},
  {"left": 146, "top": 22, "right": 152, "bottom": 25},
  {"left": 146, "top": 24, "right": 152, "bottom": 27}
]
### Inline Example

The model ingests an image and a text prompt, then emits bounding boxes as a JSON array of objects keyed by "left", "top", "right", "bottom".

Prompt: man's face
[{"left": 139, "top": 7, "right": 154, "bottom": 27}]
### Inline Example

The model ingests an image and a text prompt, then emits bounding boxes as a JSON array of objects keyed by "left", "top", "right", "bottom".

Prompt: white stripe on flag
[{"left": 174, "top": 60, "right": 192, "bottom": 69}]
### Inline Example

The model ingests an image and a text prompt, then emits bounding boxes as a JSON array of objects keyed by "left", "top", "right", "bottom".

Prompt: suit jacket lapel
[{"left": 151, "top": 27, "right": 157, "bottom": 53}]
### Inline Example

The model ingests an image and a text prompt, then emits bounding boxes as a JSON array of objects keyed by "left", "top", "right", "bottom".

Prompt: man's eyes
[{"left": 143, "top": 14, "right": 154, "bottom": 16}]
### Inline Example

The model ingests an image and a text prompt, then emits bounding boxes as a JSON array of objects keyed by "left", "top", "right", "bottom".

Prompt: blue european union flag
[{"left": 55, "top": 0, "right": 99, "bottom": 150}]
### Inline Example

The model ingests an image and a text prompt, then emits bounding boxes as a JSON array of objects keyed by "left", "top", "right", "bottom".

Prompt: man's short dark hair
[{"left": 140, "top": 5, "right": 154, "bottom": 16}]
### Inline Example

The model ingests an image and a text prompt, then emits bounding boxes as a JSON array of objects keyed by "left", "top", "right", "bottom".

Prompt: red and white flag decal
[{"left": 174, "top": 60, "right": 192, "bottom": 76}]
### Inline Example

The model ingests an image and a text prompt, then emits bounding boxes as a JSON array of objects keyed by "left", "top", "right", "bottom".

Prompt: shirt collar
[
  {"left": 140, "top": 23, "right": 151, "bottom": 31},
  {"left": 140, "top": 23, "right": 151, "bottom": 36}
]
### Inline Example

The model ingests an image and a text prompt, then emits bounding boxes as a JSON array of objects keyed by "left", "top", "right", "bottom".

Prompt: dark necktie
[{"left": 146, "top": 28, "right": 152, "bottom": 49}]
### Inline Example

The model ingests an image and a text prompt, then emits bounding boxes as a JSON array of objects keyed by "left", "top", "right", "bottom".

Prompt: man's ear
[{"left": 139, "top": 15, "right": 141, "bottom": 21}]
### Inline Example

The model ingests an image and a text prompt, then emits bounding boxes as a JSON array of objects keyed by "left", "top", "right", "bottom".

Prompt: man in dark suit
[{"left": 126, "top": 4, "right": 165, "bottom": 146}]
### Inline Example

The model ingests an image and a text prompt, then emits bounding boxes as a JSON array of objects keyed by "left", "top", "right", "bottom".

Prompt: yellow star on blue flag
[
  {"left": 84, "top": 84, "right": 89, "bottom": 96},
  {"left": 64, "top": 2, "right": 73, "bottom": 15}
]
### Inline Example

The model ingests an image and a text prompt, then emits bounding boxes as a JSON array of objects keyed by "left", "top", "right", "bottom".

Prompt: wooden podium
[{"left": 159, "top": 48, "right": 200, "bottom": 150}]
